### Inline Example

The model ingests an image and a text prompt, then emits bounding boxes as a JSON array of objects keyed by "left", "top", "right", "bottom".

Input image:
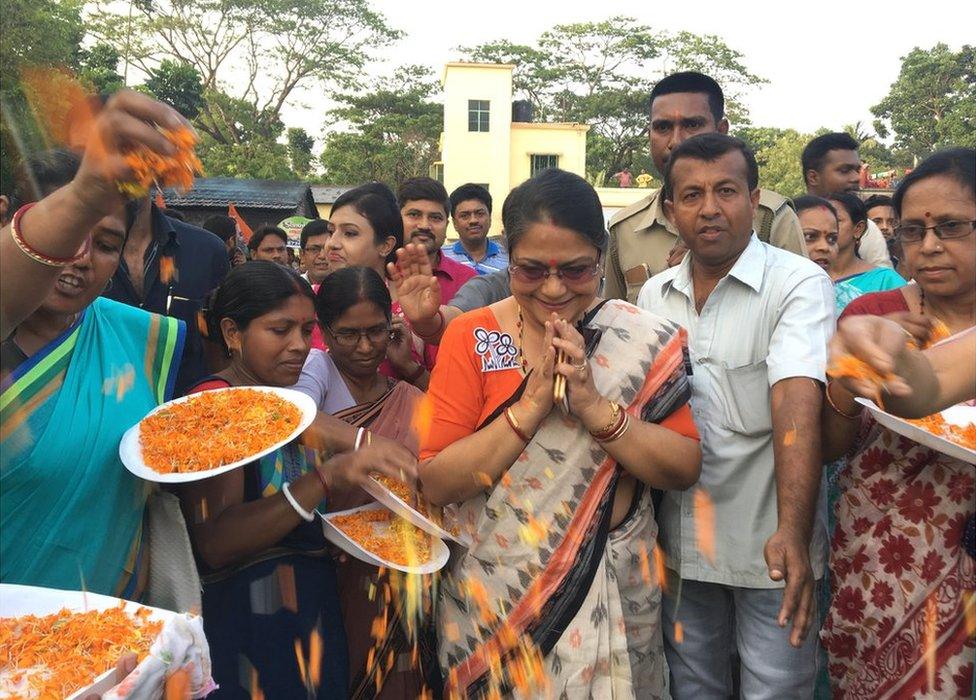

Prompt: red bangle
[
  {"left": 312, "top": 466, "right": 331, "bottom": 501},
  {"left": 414, "top": 309, "right": 445, "bottom": 342},
  {"left": 10, "top": 203, "right": 91, "bottom": 266},
  {"left": 504, "top": 406, "right": 530, "bottom": 443},
  {"left": 403, "top": 362, "right": 426, "bottom": 383}
]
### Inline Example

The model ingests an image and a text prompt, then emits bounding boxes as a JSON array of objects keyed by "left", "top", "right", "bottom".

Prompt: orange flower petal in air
[{"left": 693, "top": 487, "right": 716, "bottom": 565}]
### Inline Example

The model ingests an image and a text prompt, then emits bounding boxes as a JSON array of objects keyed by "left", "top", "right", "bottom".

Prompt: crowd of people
[{"left": 0, "top": 70, "right": 973, "bottom": 699}]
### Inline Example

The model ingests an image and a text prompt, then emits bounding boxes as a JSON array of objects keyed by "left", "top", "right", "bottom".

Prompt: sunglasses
[{"left": 509, "top": 261, "right": 600, "bottom": 286}]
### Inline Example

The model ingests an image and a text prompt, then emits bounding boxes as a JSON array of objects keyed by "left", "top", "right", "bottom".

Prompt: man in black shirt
[{"left": 104, "top": 199, "right": 229, "bottom": 393}]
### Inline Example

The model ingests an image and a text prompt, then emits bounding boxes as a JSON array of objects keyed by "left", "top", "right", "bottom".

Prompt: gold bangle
[
  {"left": 825, "top": 381, "right": 861, "bottom": 421},
  {"left": 596, "top": 413, "right": 631, "bottom": 443},
  {"left": 590, "top": 401, "right": 621, "bottom": 437}
]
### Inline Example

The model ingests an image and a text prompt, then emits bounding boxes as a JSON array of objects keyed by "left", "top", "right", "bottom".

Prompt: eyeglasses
[
  {"left": 895, "top": 220, "right": 975, "bottom": 244},
  {"left": 304, "top": 245, "right": 326, "bottom": 256},
  {"left": 326, "top": 324, "right": 392, "bottom": 347},
  {"left": 509, "top": 262, "right": 600, "bottom": 286}
]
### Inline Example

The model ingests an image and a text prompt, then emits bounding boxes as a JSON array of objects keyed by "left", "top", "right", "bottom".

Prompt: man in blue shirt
[
  {"left": 104, "top": 199, "right": 230, "bottom": 394},
  {"left": 443, "top": 183, "right": 508, "bottom": 274}
]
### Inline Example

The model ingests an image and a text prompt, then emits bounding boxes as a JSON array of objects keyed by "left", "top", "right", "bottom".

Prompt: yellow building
[{"left": 439, "top": 62, "right": 589, "bottom": 235}]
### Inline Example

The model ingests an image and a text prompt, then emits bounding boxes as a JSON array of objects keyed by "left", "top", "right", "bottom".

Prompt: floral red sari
[{"left": 822, "top": 417, "right": 975, "bottom": 698}]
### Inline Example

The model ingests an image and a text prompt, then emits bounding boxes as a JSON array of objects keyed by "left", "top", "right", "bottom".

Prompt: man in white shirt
[
  {"left": 638, "top": 133, "right": 834, "bottom": 698},
  {"left": 801, "top": 132, "right": 891, "bottom": 269}
]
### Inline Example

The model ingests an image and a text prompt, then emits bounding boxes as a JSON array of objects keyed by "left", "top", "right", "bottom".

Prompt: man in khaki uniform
[{"left": 607, "top": 72, "right": 807, "bottom": 303}]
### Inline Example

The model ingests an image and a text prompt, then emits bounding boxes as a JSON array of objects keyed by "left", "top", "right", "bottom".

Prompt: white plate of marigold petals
[
  {"left": 0, "top": 584, "right": 179, "bottom": 700},
  {"left": 856, "top": 398, "right": 976, "bottom": 465},
  {"left": 119, "top": 386, "right": 317, "bottom": 483},
  {"left": 362, "top": 474, "right": 472, "bottom": 547},
  {"left": 321, "top": 503, "right": 450, "bottom": 575}
]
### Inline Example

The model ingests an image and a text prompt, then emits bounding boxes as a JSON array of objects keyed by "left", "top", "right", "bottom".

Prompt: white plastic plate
[
  {"left": 361, "top": 475, "right": 471, "bottom": 547},
  {"left": 119, "top": 386, "right": 317, "bottom": 483},
  {"left": 856, "top": 398, "right": 976, "bottom": 465},
  {"left": 0, "top": 584, "right": 178, "bottom": 700},
  {"left": 320, "top": 503, "right": 450, "bottom": 575}
]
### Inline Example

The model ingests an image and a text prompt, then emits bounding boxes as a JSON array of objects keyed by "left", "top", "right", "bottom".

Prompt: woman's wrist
[
  {"left": 512, "top": 398, "right": 544, "bottom": 437},
  {"left": 413, "top": 308, "right": 444, "bottom": 341},
  {"left": 579, "top": 397, "right": 615, "bottom": 432},
  {"left": 826, "top": 380, "right": 863, "bottom": 419}
]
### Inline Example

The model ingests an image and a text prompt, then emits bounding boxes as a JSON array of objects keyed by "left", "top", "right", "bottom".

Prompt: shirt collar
[
  {"left": 631, "top": 189, "right": 676, "bottom": 234},
  {"left": 664, "top": 232, "right": 765, "bottom": 300},
  {"left": 151, "top": 204, "right": 179, "bottom": 247},
  {"left": 451, "top": 239, "right": 502, "bottom": 260}
]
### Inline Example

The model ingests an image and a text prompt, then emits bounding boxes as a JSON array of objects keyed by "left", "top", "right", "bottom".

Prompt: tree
[
  {"left": 736, "top": 126, "right": 814, "bottom": 198},
  {"left": 88, "top": 0, "right": 400, "bottom": 172},
  {"left": 459, "top": 18, "right": 765, "bottom": 179},
  {"left": 320, "top": 65, "right": 442, "bottom": 185},
  {"left": 78, "top": 43, "right": 125, "bottom": 95},
  {"left": 872, "top": 44, "right": 976, "bottom": 158},
  {"left": 287, "top": 127, "right": 315, "bottom": 178},
  {"left": 143, "top": 60, "right": 204, "bottom": 119},
  {"left": 0, "top": 0, "right": 85, "bottom": 193}
]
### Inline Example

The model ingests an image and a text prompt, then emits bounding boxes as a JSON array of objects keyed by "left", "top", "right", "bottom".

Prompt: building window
[
  {"left": 468, "top": 100, "right": 490, "bottom": 132},
  {"left": 430, "top": 162, "right": 444, "bottom": 183},
  {"left": 530, "top": 154, "right": 559, "bottom": 176}
]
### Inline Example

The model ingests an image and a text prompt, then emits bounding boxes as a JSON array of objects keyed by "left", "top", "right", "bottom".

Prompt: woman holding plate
[
  {"left": 820, "top": 148, "right": 975, "bottom": 699},
  {"left": 178, "top": 261, "right": 416, "bottom": 699},
  {"left": 295, "top": 264, "right": 438, "bottom": 698},
  {"left": 419, "top": 169, "right": 702, "bottom": 697},
  {"left": 0, "top": 93, "right": 188, "bottom": 599}
]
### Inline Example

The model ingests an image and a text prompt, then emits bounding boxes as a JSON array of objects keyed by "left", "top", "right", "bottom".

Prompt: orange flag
[{"left": 228, "top": 202, "right": 253, "bottom": 243}]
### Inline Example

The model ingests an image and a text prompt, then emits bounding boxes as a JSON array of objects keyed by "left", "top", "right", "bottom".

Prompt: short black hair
[
  {"left": 331, "top": 182, "right": 403, "bottom": 265},
  {"left": 397, "top": 177, "right": 450, "bottom": 216},
  {"left": 801, "top": 132, "right": 860, "bottom": 183},
  {"left": 11, "top": 148, "right": 140, "bottom": 231},
  {"left": 248, "top": 225, "right": 287, "bottom": 252},
  {"left": 204, "top": 261, "right": 314, "bottom": 354},
  {"left": 649, "top": 71, "right": 724, "bottom": 124},
  {"left": 862, "top": 194, "right": 892, "bottom": 212},
  {"left": 826, "top": 191, "right": 867, "bottom": 227},
  {"left": 315, "top": 265, "right": 392, "bottom": 329},
  {"left": 663, "top": 133, "right": 759, "bottom": 201},
  {"left": 793, "top": 195, "right": 838, "bottom": 221},
  {"left": 449, "top": 183, "right": 492, "bottom": 216},
  {"left": 202, "top": 214, "right": 238, "bottom": 242},
  {"left": 300, "top": 219, "right": 332, "bottom": 250},
  {"left": 502, "top": 168, "right": 608, "bottom": 254},
  {"left": 892, "top": 147, "right": 975, "bottom": 217}
]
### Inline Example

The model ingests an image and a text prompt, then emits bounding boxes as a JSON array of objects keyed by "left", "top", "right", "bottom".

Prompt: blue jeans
[{"left": 662, "top": 578, "right": 819, "bottom": 699}]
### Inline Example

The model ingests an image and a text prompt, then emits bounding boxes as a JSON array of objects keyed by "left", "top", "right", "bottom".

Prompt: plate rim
[
  {"left": 320, "top": 502, "right": 450, "bottom": 575},
  {"left": 119, "top": 385, "right": 317, "bottom": 483},
  {"left": 855, "top": 397, "right": 976, "bottom": 464},
  {"left": 362, "top": 474, "right": 471, "bottom": 547}
]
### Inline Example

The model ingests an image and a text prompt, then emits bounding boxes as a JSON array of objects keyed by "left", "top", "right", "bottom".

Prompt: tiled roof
[
  {"left": 310, "top": 185, "right": 354, "bottom": 204},
  {"left": 161, "top": 177, "right": 312, "bottom": 209}
]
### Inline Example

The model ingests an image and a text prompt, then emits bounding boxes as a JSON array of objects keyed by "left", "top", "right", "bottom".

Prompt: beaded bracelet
[{"left": 10, "top": 203, "right": 91, "bottom": 267}]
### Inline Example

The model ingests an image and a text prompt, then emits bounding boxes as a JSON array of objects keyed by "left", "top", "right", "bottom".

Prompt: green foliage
[
  {"left": 459, "top": 18, "right": 766, "bottom": 179},
  {"left": 287, "top": 127, "right": 315, "bottom": 178},
  {"left": 320, "top": 65, "right": 442, "bottom": 186},
  {"left": 735, "top": 126, "right": 813, "bottom": 198},
  {"left": 144, "top": 60, "right": 204, "bottom": 119},
  {"left": 872, "top": 44, "right": 976, "bottom": 158},
  {"left": 197, "top": 132, "right": 293, "bottom": 180},
  {"left": 78, "top": 43, "right": 125, "bottom": 95},
  {"left": 0, "top": 0, "right": 84, "bottom": 194}
]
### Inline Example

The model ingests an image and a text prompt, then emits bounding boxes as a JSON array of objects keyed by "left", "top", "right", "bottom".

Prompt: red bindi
[{"left": 548, "top": 258, "right": 557, "bottom": 267}]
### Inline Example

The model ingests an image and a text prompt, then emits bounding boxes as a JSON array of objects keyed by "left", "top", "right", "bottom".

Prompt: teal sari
[
  {"left": 1, "top": 297, "right": 184, "bottom": 597},
  {"left": 833, "top": 267, "right": 906, "bottom": 315}
]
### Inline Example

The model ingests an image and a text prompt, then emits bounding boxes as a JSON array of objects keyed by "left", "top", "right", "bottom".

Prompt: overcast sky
[{"left": 284, "top": 0, "right": 973, "bottom": 141}]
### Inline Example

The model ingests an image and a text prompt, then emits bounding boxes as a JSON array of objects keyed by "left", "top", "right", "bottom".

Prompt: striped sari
[
  {"left": 436, "top": 300, "right": 692, "bottom": 698},
  {"left": 1, "top": 297, "right": 184, "bottom": 597}
]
